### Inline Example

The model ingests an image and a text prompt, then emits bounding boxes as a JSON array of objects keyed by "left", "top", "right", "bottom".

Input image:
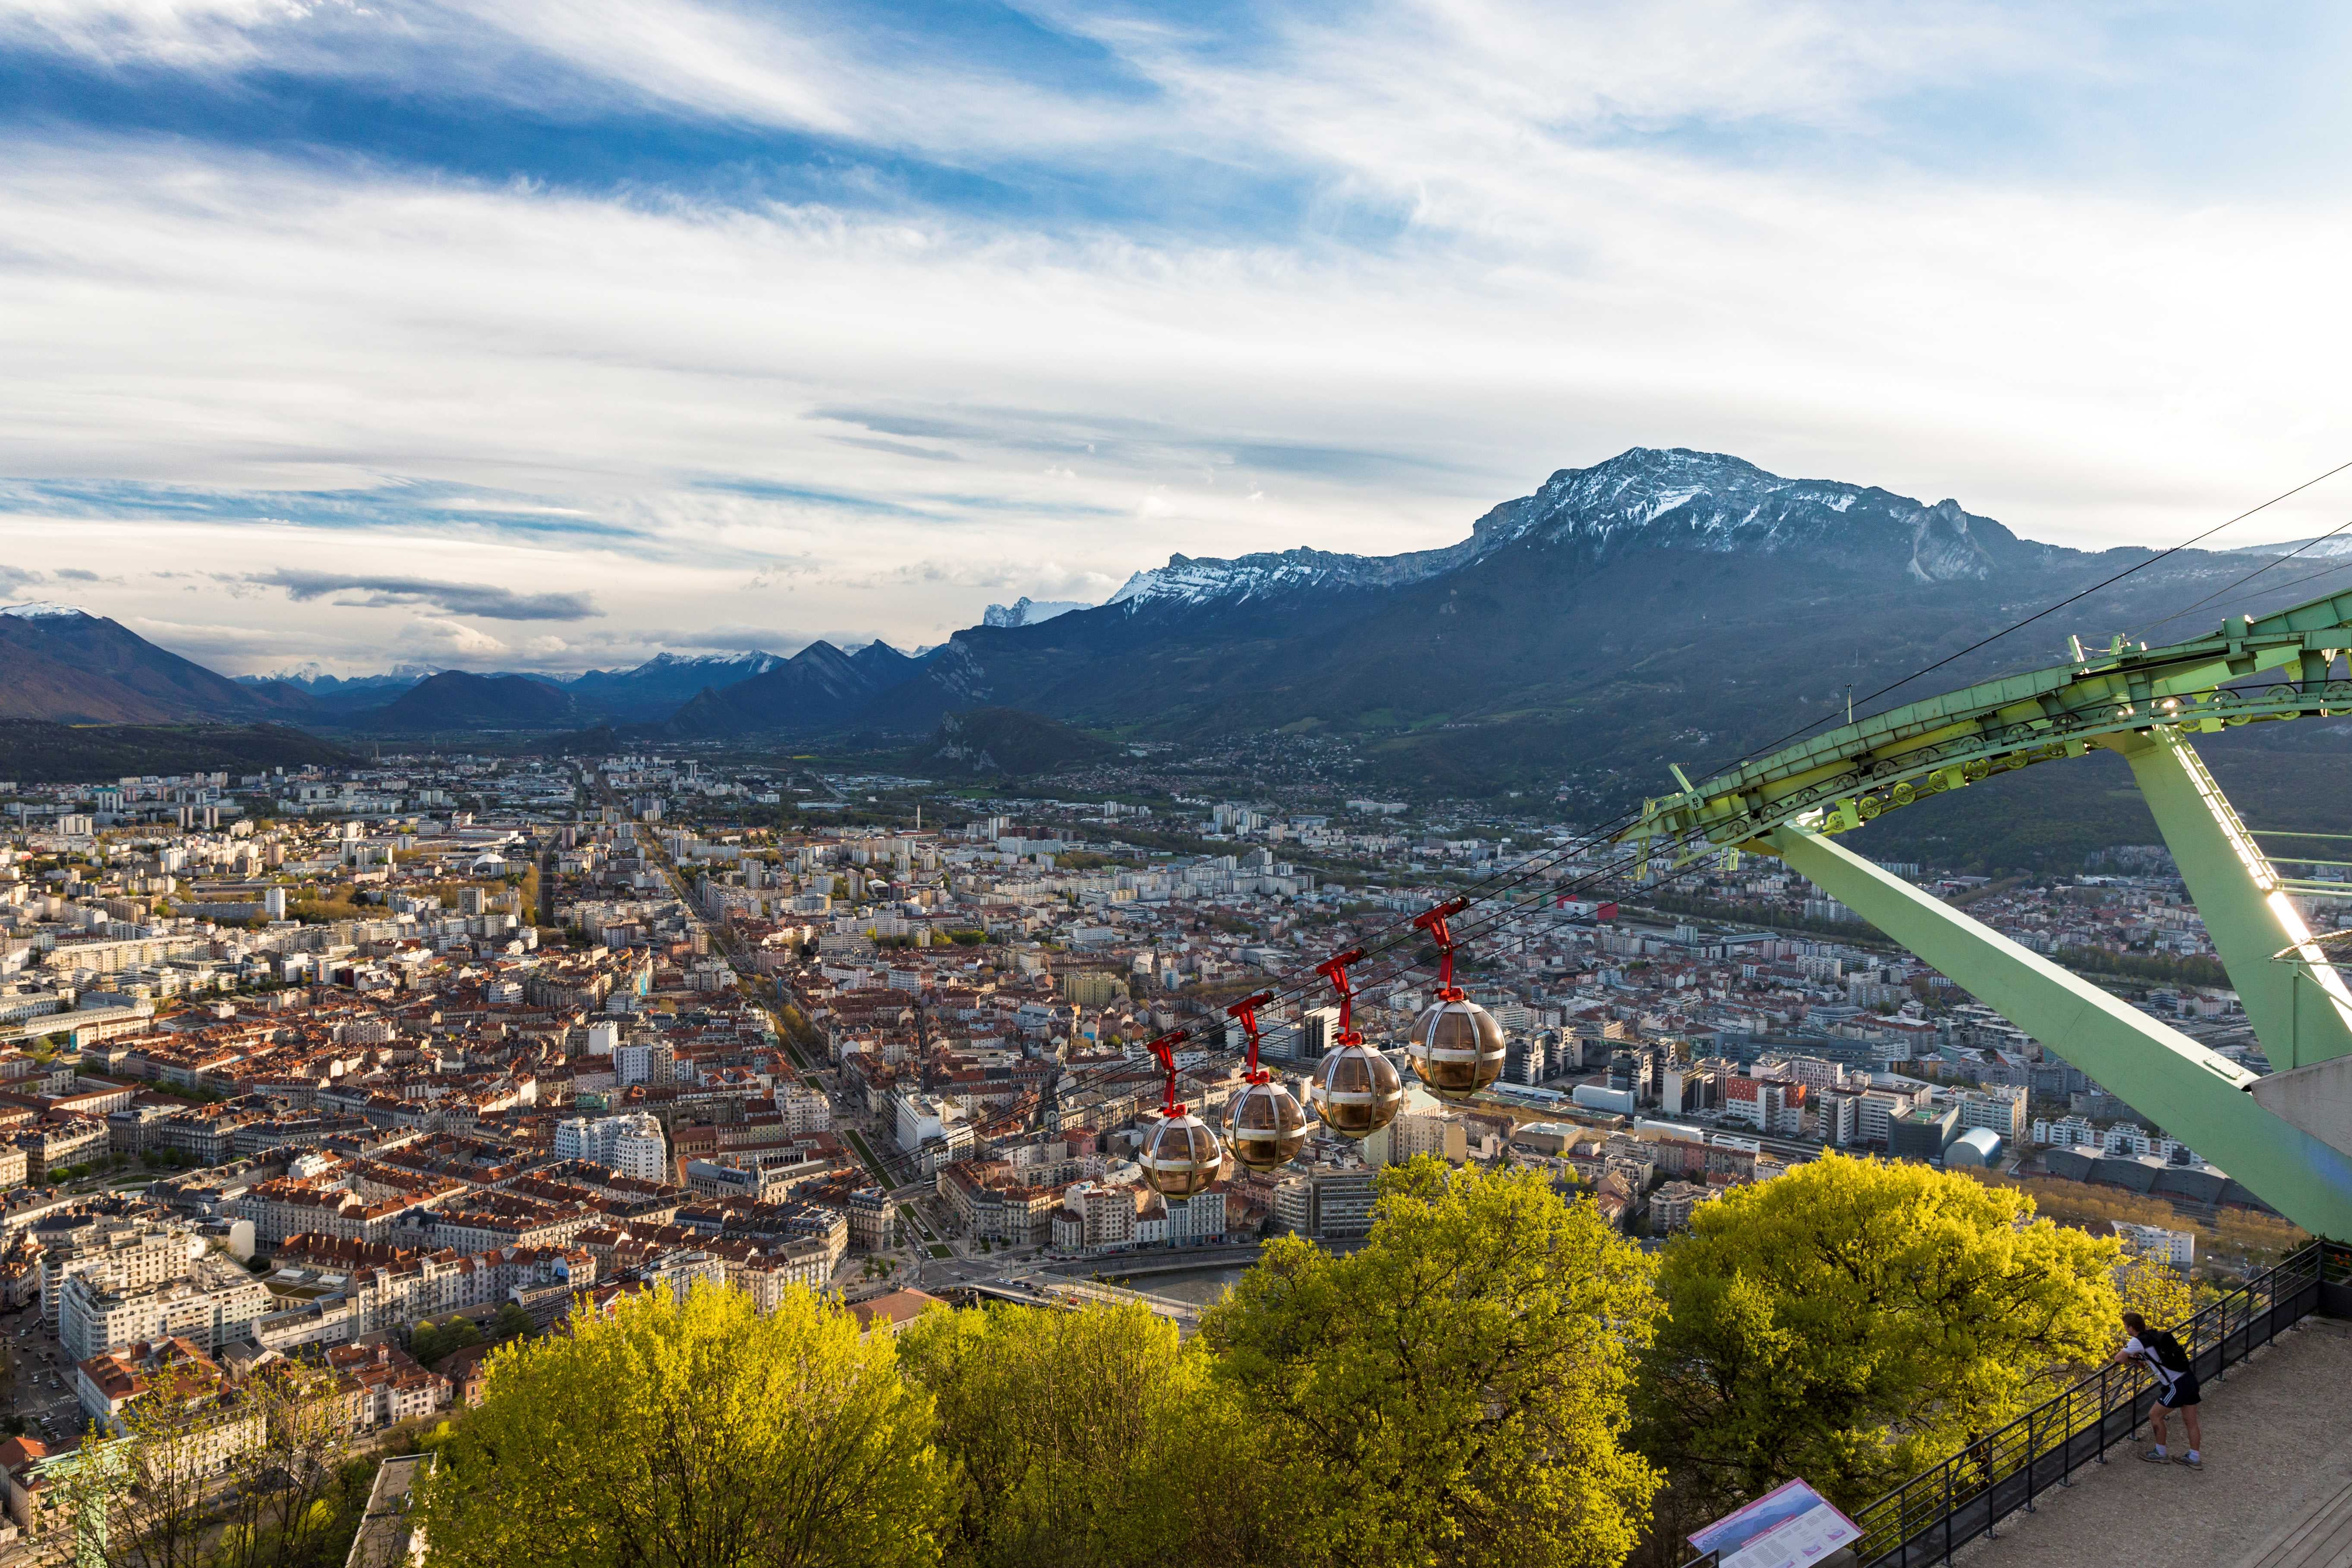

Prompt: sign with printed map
[{"left": 1688, "top": 1478, "right": 1863, "bottom": 1568}]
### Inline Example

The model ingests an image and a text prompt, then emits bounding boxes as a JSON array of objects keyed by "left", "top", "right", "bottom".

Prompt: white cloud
[
  {"left": 2, "top": 4, "right": 2350, "bottom": 676},
  {"left": 0, "top": 0, "right": 337, "bottom": 68},
  {"left": 406, "top": 616, "right": 507, "bottom": 658}
]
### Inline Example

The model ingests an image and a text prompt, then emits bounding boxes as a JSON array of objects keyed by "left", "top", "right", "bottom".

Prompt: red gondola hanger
[
  {"left": 1143, "top": 1027, "right": 1191, "bottom": 1115},
  {"left": 1137, "top": 1026, "right": 1223, "bottom": 1195},
  {"left": 1413, "top": 896, "right": 1471, "bottom": 1000},
  {"left": 1314, "top": 946, "right": 1368, "bottom": 1042},
  {"left": 1226, "top": 989, "right": 1277, "bottom": 1078}
]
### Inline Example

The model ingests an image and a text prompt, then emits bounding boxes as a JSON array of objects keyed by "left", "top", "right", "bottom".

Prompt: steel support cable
[
  {"left": 973, "top": 606, "right": 2301, "bottom": 1141},
  {"left": 1704, "top": 457, "right": 2352, "bottom": 774},
  {"left": 892, "top": 821, "right": 1655, "bottom": 1137},
  {"left": 881, "top": 834, "right": 1697, "bottom": 1165},
  {"left": 2125, "top": 523, "right": 2352, "bottom": 641},
  {"left": 892, "top": 566, "right": 2115, "bottom": 1142},
  {"left": 869, "top": 555, "right": 2211, "bottom": 1168},
  {"left": 970, "top": 634, "right": 2338, "bottom": 1140}
]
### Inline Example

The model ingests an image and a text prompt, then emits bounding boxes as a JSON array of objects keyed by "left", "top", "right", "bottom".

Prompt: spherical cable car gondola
[
  {"left": 1222, "top": 989, "right": 1311, "bottom": 1170},
  {"left": 1134, "top": 1028, "right": 1226, "bottom": 1196},
  {"left": 1306, "top": 948, "right": 1404, "bottom": 1138},
  {"left": 1404, "top": 897, "right": 1507, "bottom": 1102}
]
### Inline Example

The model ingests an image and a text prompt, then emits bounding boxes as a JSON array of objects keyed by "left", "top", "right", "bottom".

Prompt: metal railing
[
  {"left": 1846, "top": 1241, "right": 2343, "bottom": 1568},
  {"left": 1672, "top": 1241, "right": 2346, "bottom": 1568}
]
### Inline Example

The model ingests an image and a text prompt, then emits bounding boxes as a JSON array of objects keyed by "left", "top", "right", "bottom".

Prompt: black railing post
[
  {"left": 2058, "top": 1382, "right": 2074, "bottom": 1487},
  {"left": 2024, "top": 1405, "right": 2037, "bottom": 1512},
  {"left": 2096, "top": 1363, "right": 2112, "bottom": 1462},
  {"left": 1943, "top": 1463, "right": 1954, "bottom": 1566}
]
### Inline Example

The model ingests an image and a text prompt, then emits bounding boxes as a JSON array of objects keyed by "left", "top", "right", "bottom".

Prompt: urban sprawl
[{"left": 0, "top": 749, "right": 2330, "bottom": 1546}]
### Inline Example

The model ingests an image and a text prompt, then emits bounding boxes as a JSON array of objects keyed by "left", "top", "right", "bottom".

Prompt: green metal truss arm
[
  {"left": 1621, "top": 584, "right": 2352, "bottom": 872},
  {"left": 1763, "top": 822, "right": 2352, "bottom": 1240},
  {"left": 2103, "top": 727, "right": 2352, "bottom": 1072}
]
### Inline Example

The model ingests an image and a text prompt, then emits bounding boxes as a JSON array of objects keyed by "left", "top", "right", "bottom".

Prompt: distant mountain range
[
  {"left": 236, "top": 649, "right": 794, "bottom": 726},
  {"left": 2222, "top": 534, "right": 2352, "bottom": 560},
  {"left": 353, "top": 671, "right": 581, "bottom": 733},
  {"left": 618, "top": 448, "right": 2329, "bottom": 802},
  {"left": 15, "top": 449, "right": 2349, "bottom": 799},
  {"left": 564, "top": 651, "right": 785, "bottom": 719},
  {"left": 0, "top": 603, "right": 313, "bottom": 724}
]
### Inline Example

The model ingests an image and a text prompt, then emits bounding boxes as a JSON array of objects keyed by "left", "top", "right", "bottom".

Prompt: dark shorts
[{"left": 2157, "top": 1372, "right": 2201, "bottom": 1409}]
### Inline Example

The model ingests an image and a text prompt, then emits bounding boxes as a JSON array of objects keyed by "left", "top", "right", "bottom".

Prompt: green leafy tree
[
  {"left": 2113, "top": 1252, "right": 2194, "bottom": 1332},
  {"left": 418, "top": 1281, "right": 949, "bottom": 1568},
  {"left": 54, "top": 1388, "right": 259, "bottom": 1568},
  {"left": 214, "top": 1361, "right": 354, "bottom": 1568},
  {"left": 1201, "top": 1156, "right": 1664, "bottom": 1568},
  {"left": 1634, "top": 1153, "right": 2124, "bottom": 1527},
  {"left": 409, "top": 1317, "right": 484, "bottom": 1369},
  {"left": 491, "top": 1301, "right": 536, "bottom": 1340},
  {"left": 900, "top": 1300, "right": 1280, "bottom": 1568}
]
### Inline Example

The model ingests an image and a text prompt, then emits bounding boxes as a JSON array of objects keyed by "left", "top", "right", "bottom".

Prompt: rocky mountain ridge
[
  {"left": 11, "top": 449, "right": 2333, "bottom": 784},
  {"left": 1103, "top": 447, "right": 2044, "bottom": 614}
]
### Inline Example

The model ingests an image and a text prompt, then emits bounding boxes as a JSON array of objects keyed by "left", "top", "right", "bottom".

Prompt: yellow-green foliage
[
  {"left": 418, "top": 1282, "right": 951, "bottom": 1568},
  {"left": 1957, "top": 1166, "right": 2307, "bottom": 1269},
  {"left": 2113, "top": 1252, "right": 2195, "bottom": 1329},
  {"left": 1203, "top": 1157, "right": 1665, "bottom": 1568},
  {"left": 899, "top": 1300, "right": 1276, "bottom": 1568},
  {"left": 1636, "top": 1153, "right": 2125, "bottom": 1521},
  {"left": 395, "top": 1151, "right": 2201, "bottom": 1568}
]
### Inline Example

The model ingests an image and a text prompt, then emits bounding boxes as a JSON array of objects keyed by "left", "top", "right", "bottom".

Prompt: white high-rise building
[
  {"left": 777, "top": 1085, "right": 831, "bottom": 1134},
  {"left": 555, "top": 1112, "right": 668, "bottom": 1181},
  {"left": 1955, "top": 1086, "right": 2028, "bottom": 1143}
]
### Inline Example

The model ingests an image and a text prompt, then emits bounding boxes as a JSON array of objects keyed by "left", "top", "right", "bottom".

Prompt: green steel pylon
[
  {"left": 1618, "top": 582, "right": 2352, "bottom": 1231},
  {"left": 2104, "top": 726, "right": 2352, "bottom": 1072},
  {"left": 1763, "top": 822, "right": 2352, "bottom": 1239}
]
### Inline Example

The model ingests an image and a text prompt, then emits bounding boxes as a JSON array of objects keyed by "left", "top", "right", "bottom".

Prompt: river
[{"left": 1118, "top": 1264, "right": 1253, "bottom": 1306}]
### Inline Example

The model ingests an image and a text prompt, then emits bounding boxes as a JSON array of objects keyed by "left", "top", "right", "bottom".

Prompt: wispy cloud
[
  {"left": 1, "top": 2, "right": 2349, "bottom": 677},
  {"left": 257, "top": 570, "right": 601, "bottom": 620},
  {"left": 0, "top": 476, "right": 640, "bottom": 541}
]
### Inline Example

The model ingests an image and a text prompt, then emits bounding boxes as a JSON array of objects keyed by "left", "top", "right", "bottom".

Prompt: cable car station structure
[{"left": 1616, "top": 582, "right": 2352, "bottom": 1237}]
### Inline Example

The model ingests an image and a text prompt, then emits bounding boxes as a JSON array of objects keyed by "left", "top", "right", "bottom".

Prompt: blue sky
[{"left": 2, "top": 0, "right": 2351, "bottom": 673}]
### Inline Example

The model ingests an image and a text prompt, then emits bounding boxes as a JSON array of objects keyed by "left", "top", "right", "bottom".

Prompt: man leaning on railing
[{"left": 2115, "top": 1311, "right": 2204, "bottom": 1471}]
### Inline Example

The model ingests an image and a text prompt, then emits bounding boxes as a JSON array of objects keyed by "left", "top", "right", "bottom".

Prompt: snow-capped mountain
[
  {"left": 1458, "top": 448, "right": 2040, "bottom": 583},
  {"left": 248, "top": 661, "right": 442, "bottom": 687},
  {"left": 597, "top": 651, "right": 784, "bottom": 677},
  {"left": 1104, "top": 448, "right": 2047, "bottom": 611},
  {"left": 0, "top": 601, "right": 94, "bottom": 619},
  {"left": 982, "top": 597, "right": 1091, "bottom": 628},
  {"left": 2223, "top": 534, "right": 2352, "bottom": 560},
  {"left": 557, "top": 650, "right": 786, "bottom": 722}
]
